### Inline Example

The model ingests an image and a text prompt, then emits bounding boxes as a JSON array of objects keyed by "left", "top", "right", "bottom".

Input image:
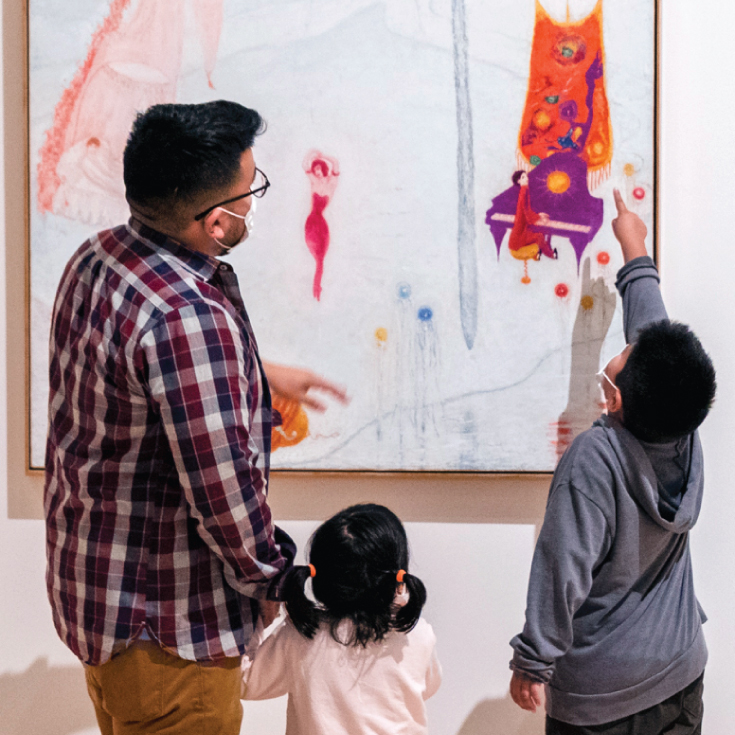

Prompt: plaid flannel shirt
[{"left": 45, "top": 218, "right": 295, "bottom": 665}]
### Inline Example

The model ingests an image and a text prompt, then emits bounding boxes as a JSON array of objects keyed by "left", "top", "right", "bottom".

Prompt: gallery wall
[{"left": 2, "top": 2, "right": 735, "bottom": 734}]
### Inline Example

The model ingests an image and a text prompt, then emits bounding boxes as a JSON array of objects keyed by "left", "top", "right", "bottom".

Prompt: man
[
  {"left": 45, "top": 101, "right": 346, "bottom": 734},
  {"left": 509, "top": 191, "right": 716, "bottom": 734}
]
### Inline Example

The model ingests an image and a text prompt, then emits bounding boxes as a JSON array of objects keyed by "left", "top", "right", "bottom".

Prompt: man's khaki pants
[{"left": 84, "top": 640, "right": 243, "bottom": 734}]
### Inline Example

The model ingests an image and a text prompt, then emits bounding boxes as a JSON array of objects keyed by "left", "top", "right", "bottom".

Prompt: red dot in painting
[
  {"left": 597, "top": 251, "right": 610, "bottom": 265},
  {"left": 633, "top": 187, "right": 646, "bottom": 200},
  {"left": 555, "top": 283, "right": 569, "bottom": 298}
]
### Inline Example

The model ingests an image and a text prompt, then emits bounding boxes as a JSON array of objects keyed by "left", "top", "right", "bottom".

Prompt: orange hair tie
[
  {"left": 308, "top": 564, "right": 316, "bottom": 578},
  {"left": 396, "top": 569, "right": 406, "bottom": 583}
]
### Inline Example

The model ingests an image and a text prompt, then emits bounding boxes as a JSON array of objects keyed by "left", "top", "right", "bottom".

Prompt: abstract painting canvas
[{"left": 28, "top": 0, "right": 657, "bottom": 471}]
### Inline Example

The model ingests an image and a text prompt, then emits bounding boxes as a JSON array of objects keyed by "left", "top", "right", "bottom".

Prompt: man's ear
[{"left": 203, "top": 208, "right": 226, "bottom": 241}]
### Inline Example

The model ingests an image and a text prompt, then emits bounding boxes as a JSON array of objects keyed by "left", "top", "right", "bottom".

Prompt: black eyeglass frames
[{"left": 193, "top": 167, "right": 270, "bottom": 221}]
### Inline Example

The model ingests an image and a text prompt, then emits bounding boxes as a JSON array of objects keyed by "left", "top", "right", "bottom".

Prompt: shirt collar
[{"left": 127, "top": 217, "right": 220, "bottom": 282}]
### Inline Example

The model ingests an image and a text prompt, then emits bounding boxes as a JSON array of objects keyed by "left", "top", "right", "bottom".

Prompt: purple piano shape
[{"left": 485, "top": 152, "right": 603, "bottom": 269}]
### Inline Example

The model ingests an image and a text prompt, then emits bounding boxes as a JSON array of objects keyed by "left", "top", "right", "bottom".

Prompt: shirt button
[{"left": 219, "top": 264, "right": 229, "bottom": 271}]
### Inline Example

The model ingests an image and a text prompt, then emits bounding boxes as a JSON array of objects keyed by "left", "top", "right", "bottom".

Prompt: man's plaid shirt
[{"left": 45, "top": 218, "right": 294, "bottom": 665}]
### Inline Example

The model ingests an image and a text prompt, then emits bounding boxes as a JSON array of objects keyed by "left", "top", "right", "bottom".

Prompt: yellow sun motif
[{"left": 547, "top": 171, "right": 571, "bottom": 194}]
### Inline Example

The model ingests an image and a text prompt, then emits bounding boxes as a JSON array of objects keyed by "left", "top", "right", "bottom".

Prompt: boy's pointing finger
[{"left": 613, "top": 188, "right": 628, "bottom": 214}]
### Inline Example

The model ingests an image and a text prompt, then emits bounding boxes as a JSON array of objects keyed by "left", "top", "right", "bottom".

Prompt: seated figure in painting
[
  {"left": 508, "top": 170, "right": 557, "bottom": 262},
  {"left": 509, "top": 190, "right": 716, "bottom": 735}
]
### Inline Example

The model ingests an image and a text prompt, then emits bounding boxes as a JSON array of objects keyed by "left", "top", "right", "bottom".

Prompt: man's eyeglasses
[{"left": 194, "top": 168, "right": 270, "bottom": 221}]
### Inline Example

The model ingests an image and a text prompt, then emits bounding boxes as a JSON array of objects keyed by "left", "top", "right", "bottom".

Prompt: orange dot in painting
[
  {"left": 633, "top": 187, "right": 646, "bottom": 200},
  {"left": 555, "top": 283, "right": 569, "bottom": 298},
  {"left": 623, "top": 163, "right": 636, "bottom": 177},
  {"left": 597, "top": 251, "right": 610, "bottom": 265},
  {"left": 592, "top": 141, "right": 604, "bottom": 156},
  {"left": 271, "top": 395, "right": 309, "bottom": 451},
  {"left": 374, "top": 327, "right": 388, "bottom": 344},
  {"left": 547, "top": 170, "right": 571, "bottom": 194},
  {"left": 580, "top": 295, "right": 594, "bottom": 310},
  {"left": 533, "top": 109, "right": 552, "bottom": 131},
  {"left": 521, "top": 275, "right": 532, "bottom": 284}
]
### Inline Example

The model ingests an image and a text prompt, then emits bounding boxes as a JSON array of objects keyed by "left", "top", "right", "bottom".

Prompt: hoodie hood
[{"left": 594, "top": 414, "right": 704, "bottom": 533}]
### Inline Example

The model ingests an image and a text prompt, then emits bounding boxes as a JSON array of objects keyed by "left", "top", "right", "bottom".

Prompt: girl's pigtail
[
  {"left": 283, "top": 565, "right": 321, "bottom": 639},
  {"left": 394, "top": 572, "right": 427, "bottom": 634}
]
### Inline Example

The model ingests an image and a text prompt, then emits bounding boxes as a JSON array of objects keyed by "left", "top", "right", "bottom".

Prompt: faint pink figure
[
  {"left": 38, "top": 0, "right": 223, "bottom": 226},
  {"left": 303, "top": 151, "right": 340, "bottom": 301}
]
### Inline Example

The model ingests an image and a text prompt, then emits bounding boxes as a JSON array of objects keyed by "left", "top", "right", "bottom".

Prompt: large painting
[{"left": 28, "top": 0, "right": 657, "bottom": 471}]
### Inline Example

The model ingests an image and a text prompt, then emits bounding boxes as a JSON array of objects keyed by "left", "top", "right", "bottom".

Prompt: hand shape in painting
[{"left": 262, "top": 362, "right": 349, "bottom": 413}]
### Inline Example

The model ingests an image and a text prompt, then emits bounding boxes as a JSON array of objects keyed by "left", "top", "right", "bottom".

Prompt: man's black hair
[
  {"left": 123, "top": 100, "right": 265, "bottom": 212},
  {"left": 617, "top": 320, "right": 716, "bottom": 442}
]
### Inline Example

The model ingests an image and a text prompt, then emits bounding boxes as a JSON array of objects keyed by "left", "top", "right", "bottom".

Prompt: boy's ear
[{"left": 607, "top": 387, "right": 623, "bottom": 415}]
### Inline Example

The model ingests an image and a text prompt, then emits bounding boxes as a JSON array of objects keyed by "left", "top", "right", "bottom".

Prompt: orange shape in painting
[
  {"left": 623, "top": 163, "right": 636, "bottom": 177},
  {"left": 597, "top": 250, "right": 610, "bottom": 265},
  {"left": 518, "top": 1, "right": 612, "bottom": 188},
  {"left": 547, "top": 170, "right": 571, "bottom": 194},
  {"left": 375, "top": 327, "right": 388, "bottom": 344},
  {"left": 580, "top": 294, "right": 594, "bottom": 310},
  {"left": 533, "top": 109, "right": 553, "bottom": 131},
  {"left": 271, "top": 395, "right": 309, "bottom": 451}
]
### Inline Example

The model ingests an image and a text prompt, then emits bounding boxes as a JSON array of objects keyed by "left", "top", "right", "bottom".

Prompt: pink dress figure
[{"left": 303, "top": 151, "right": 340, "bottom": 301}]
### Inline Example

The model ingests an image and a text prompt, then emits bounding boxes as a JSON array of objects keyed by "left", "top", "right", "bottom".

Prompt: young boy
[{"left": 509, "top": 190, "right": 716, "bottom": 735}]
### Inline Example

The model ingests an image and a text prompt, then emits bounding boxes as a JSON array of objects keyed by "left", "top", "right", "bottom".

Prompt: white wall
[
  {"left": 658, "top": 3, "right": 735, "bottom": 726},
  {"left": 3, "top": 2, "right": 735, "bottom": 734}
]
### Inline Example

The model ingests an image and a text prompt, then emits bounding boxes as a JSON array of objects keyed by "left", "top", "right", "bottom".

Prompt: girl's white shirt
[{"left": 241, "top": 612, "right": 441, "bottom": 735}]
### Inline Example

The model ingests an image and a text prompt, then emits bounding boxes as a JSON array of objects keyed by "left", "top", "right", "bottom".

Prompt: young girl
[{"left": 242, "top": 503, "right": 441, "bottom": 734}]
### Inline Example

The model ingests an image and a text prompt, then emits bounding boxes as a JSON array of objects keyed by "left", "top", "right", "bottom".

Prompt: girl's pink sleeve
[
  {"left": 241, "top": 618, "right": 294, "bottom": 700},
  {"left": 423, "top": 626, "right": 443, "bottom": 700}
]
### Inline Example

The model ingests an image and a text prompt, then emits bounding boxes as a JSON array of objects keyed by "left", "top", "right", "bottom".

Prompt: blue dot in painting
[
  {"left": 417, "top": 306, "right": 433, "bottom": 322},
  {"left": 397, "top": 282, "right": 412, "bottom": 299}
]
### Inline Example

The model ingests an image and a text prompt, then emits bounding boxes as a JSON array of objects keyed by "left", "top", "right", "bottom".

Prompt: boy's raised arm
[
  {"left": 612, "top": 189, "right": 668, "bottom": 341},
  {"left": 612, "top": 189, "right": 648, "bottom": 263}
]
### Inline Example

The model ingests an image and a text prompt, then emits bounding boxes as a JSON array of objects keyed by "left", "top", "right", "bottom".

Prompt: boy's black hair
[
  {"left": 123, "top": 100, "right": 265, "bottom": 213},
  {"left": 283, "top": 503, "right": 427, "bottom": 647},
  {"left": 616, "top": 320, "right": 716, "bottom": 442}
]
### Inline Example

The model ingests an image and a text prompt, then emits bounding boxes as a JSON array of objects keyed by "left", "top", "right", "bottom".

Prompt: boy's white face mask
[
  {"left": 597, "top": 368, "right": 617, "bottom": 412},
  {"left": 216, "top": 197, "right": 257, "bottom": 251}
]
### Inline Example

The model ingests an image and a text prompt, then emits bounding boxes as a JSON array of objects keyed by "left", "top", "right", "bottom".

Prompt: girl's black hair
[{"left": 283, "top": 503, "right": 427, "bottom": 647}]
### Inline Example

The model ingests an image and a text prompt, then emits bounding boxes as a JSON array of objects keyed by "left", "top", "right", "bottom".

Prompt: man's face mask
[{"left": 215, "top": 197, "right": 257, "bottom": 252}]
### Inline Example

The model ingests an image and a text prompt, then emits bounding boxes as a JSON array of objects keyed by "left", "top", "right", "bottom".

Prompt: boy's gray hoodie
[{"left": 510, "top": 257, "right": 707, "bottom": 725}]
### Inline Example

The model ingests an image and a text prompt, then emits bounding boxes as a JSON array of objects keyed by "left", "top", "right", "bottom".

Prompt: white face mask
[
  {"left": 596, "top": 368, "right": 617, "bottom": 412},
  {"left": 215, "top": 197, "right": 257, "bottom": 252}
]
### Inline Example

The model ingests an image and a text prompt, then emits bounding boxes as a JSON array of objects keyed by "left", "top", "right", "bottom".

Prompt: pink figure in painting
[
  {"left": 37, "top": 0, "right": 223, "bottom": 226},
  {"left": 303, "top": 151, "right": 340, "bottom": 301}
]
